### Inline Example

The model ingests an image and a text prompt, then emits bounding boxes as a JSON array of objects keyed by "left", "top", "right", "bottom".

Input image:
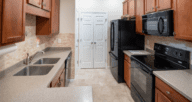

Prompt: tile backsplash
[
  {"left": 0, "top": 14, "right": 75, "bottom": 79},
  {"left": 145, "top": 35, "right": 192, "bottom": 69}
]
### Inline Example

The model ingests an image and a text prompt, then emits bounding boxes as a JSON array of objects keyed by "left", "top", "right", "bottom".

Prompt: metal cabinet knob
[
  {"left": 156, "top": 6, "right": 158, "bottom": 9},
  {"left": 91, "top": 42, "right": 93, "bottom": 44},
  {"left": 152, "top": 7, "right": 154, "bottom": 10},
  {"left": 94, "top": 42, "right": 96, "bottom": 44},
  {"left": 166, "top": 91, "right": 170, "bottom": 94}
]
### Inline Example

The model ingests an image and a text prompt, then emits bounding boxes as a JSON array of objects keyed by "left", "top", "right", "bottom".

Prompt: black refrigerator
[{"left": 109, "top": 19, "right": 145, "bottom": 83}]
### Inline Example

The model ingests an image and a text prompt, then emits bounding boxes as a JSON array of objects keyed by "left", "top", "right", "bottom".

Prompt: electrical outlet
[
  {"left": 147, "top": 40, "right": 149, "bottom": 45},
  {"left": 58, "top": 39, "right": 61, "bottom": 43}
]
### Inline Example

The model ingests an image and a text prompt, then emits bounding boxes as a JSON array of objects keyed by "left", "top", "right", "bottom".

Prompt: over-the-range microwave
[{"left": 142, "top": 10, "right": 174, "bottom": 36}]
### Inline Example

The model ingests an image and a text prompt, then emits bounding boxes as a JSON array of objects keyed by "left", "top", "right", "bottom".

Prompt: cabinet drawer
[
  {"left": 155, "top": 77, "right": 190, "bottom": 102},
  {"left": 124, "top": 54, "right": 130, "bottom": 63}
]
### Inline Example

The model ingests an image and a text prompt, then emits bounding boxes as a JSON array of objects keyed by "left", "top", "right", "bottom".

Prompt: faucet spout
[{"left": 24, "top": 51, "right": 45, "bottom": 65}]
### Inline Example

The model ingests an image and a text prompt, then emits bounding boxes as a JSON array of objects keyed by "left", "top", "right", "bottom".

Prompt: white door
[
  {"left": 79, "top": 13, "right": 94, "bottom": 68},
  {"left": 93, "top": 14, "right": 107, "bottom": 68},
  {"left": 79, "top": 12, "right": 107, "bottom": 68}
]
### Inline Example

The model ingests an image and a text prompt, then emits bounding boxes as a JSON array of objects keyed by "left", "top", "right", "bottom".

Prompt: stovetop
[{"left": 131, "top": 55, "right": 188, "bottom": 72}]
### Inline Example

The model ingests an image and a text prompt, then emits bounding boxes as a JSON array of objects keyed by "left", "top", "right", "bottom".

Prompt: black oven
[
  {"left": 142, "top": 10, "right": 173, "bottom": 36},
  {"left": 130, "top": 43, "right": 190, "bottom": 102},
  {"left": 131, "top": 59, "right": 154, "bottom": 102}
]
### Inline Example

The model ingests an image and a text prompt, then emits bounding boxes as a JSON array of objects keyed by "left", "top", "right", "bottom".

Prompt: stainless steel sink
[
  {"left": 33, "top": 58, "right": 60, "bottom": 65},
  {"left": 14, "top": 66, "right": 54, "bottom": 76}
]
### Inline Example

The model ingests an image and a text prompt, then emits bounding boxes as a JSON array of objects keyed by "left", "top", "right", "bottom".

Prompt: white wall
[
  {"left": 76, "top": 0, "right": 124, "bottom": 67},
  {"left": 60, "top": 0, "right": 75, "bottom": 34}
]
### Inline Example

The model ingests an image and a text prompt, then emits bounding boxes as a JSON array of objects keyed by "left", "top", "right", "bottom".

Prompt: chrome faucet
[{"left": 24, "top": 51, "right": 45, "bottom": 65}]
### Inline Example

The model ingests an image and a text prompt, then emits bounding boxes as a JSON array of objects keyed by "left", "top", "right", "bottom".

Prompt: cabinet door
[
  {"left": 27, "top": 0, "right": 42, "bottom": 8},
  {"left": 60, "top": 70, "right": 65, "bottom": 87},
  {"left": 42, "top": 0, "right": 51, "bottom": 11},
  {"left": 145, "top": 0, "right": 155, "bottom": 13},
  {"left": 123, "top": 1, "right": 128, "bottom": 15},
  {"left": 2, "top": 0, "right": 25, "bottom": 45},
  {"left": 0, "top": 0, "right": 2, "bottom": 41},
  {"left": 136, "top": 0, "right": 145, "bottom": 34},
  {"left": 155, "top": 88, "right": 171, "bottom": 102},
  {"left": 51, "top": 0, "right": 60, "bottom": 34},
  {"left": 174, "top": 0, "right": 192, "bottom": 41},
  {"left": 156, "top": 0, "right": 171, "bottom": 11},
  {"left": 128, "top": 0, "right": 135, "bottom": 16},
  {"left": 124, "top": 60, "right": 131, "bottom": 88}
]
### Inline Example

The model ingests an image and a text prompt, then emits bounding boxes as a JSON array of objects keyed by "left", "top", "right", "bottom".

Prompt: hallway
[{"left": 68, "top": 68, "right": 134, "bottom": 102}]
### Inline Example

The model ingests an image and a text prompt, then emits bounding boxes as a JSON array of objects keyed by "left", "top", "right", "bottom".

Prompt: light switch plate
[{"left": 58, "top": 39, "right": 61, "bottom": 43}]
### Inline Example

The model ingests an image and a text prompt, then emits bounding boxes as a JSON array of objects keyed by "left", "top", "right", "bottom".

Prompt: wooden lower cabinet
[
  {"left": 155, "top": 77, "right": 190, "bottom": 102},
  {"left": 155, "top": 88, "right": 171, "bottom": 102},
  {"left": 124, "top": 54, "right": 131, "bottom": 88}
]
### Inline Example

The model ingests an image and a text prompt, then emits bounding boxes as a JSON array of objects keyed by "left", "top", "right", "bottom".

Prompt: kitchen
[{"left": 0, "top": 0, "right": 192, "bottom": 102}]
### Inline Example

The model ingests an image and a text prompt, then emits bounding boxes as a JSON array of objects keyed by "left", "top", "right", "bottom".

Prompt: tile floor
[{"left": 68, "top": 68, "right": 134, "bottom": 102}]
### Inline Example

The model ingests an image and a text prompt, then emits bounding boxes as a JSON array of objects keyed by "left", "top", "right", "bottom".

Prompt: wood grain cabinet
[
  {"left": 155, "top": 77, "right": 190, "bottom": 102},
  {"left": 124, "top": 54, "right": 131, "bottom": 88},
  {"left": 156, "top": 0, "right": 172, "bottom": 11},
  {"left": 136, "top": 0, "right": 145, "bottom": 34},
  {"left": 27, "top": 0, "right": 42, "bottom": 8},
  {"left": 1, "top": 0, "right": 25, "bottom": 46},
  {"left": 145, "top": 0, "right": 156, "bottom": 13},
  {"left": 50, "top": 63, "right": 65, "bottom": 88},
  {"left": 123, "top": 0, "right": 128, "bottom": 15},
  {"left": 42, "top": 0, "right": 51, "bottom": 11},
  {"left": 174, "top": 0, "right": 192, "bottom": 41},
  {"left": 36, "top": 0, "right": 60, "bottom": 35},
  {"left": 128, "top": 0, "right": 135, "bottom": 16},
  {"left": 155, "top": 88, "right": 171, "bottom": 102},
  {"left": 51, "top": 0, "right": 60, "bottom": 34}
]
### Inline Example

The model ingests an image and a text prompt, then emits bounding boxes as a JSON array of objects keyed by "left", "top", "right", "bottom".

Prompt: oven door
[{"left": 131, "top": 60, "right": 153, "bottom": 102}]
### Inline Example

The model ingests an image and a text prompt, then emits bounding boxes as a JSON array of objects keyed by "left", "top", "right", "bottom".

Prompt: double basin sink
[{"left": 14, "top": 58, "right": 60, "bottom": 76}]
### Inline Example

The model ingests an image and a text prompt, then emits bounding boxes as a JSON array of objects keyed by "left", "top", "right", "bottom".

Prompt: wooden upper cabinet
[
  {"left": 174, "top": 0, "right": 192, "bottom": 41},
  {"left": 136, "top": 0, "right": 145, "bottom": 34},
  {"left": 128, "top": 0, "right": 135, "bottom": 16},
  {"left": 42, "top": 0, "right": 51, "bottom": 11},
  {"left": 156, "top": 0, "right": 172, "bottom": 11},
  {"left": 123, "top": 1, "right": 128, "bottom": 15},
  {"left": 27, "top": 0, "right": 42, "bottom": 8},
  {"left": 51, "top": 0, "right": 60, "bottom": 34},
  {"left": 155, "top": 88, "right": 171, "bottom": 102},
  {"left": 145, "top": 0, "right": 155, "bottom": 13},
  {"left": 1, "top": 0, "right": 25, "bottom": 45}
]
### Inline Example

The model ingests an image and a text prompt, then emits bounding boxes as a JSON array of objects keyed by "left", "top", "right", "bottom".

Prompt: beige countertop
[
  {"left": 123, "top": 50, "right": 152, "bottom": 57},
  {"left": 0, "top": 48, "right": 93, "bottom": 102},
  {"left": 153, "top": 70, "right": 192, "bottom": 101}
]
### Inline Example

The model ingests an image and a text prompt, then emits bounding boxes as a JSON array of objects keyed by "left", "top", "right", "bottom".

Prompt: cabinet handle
[
  {"left": 166, "top": 91, "right": 170, "bottom": 94},
  {"left": 152, "top": 7, "right": 154, "bottom": 10},
  {"left": 156, "top": 6, "right": 158, "bottom": 9}
]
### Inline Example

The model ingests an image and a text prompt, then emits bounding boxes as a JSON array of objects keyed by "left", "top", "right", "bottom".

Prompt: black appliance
[
  {"left": 109, "top": 19, "right": 145, "bottom": 83},
  {"left": 142, "top": 10, "right": 174, "bottom": 36},
  {"left": 131, "top": 43, "right": 190, "bottom": 102},
  {"left": 64, "top": 52, "right": 72, "bottom": 87}
]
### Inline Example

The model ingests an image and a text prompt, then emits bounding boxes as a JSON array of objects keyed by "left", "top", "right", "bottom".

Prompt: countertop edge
[{"left": 153, "top": 72, "right": 192, "bottom": 101}]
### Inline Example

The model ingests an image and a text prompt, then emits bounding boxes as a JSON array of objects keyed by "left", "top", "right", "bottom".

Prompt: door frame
[{"left": 75, "top": 12, "right": 108, "bottom": 70}]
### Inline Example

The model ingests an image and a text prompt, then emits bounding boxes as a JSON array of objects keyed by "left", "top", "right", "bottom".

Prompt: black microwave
[{"left": 142, "top": 10, "right": 174, "bottom": 36}]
